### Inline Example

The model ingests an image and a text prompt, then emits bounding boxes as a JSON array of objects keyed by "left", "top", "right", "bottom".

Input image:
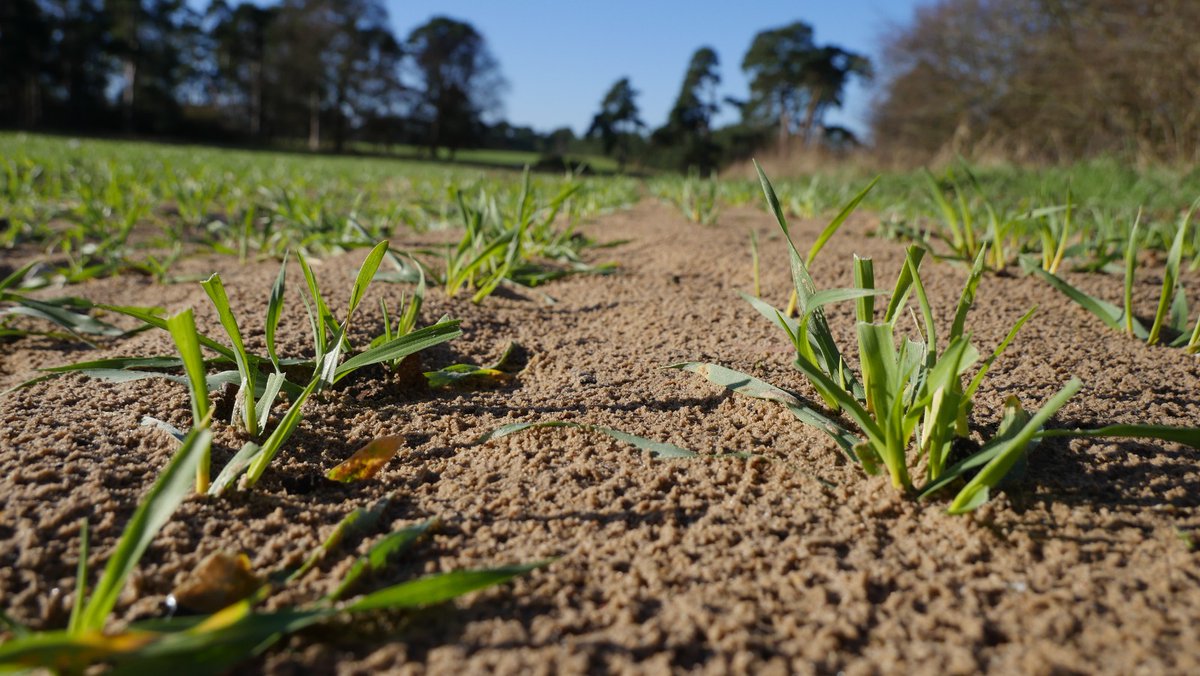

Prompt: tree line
[
  {"left": 5, "top": 1, "right": 1194, "bottom": 169},
  {"left": 587, "top": 22, "right": 870, "bottom": 172},
  {"left": 0, "top": 0, "right": 509, "bottom": 156},
  {"left": 0, "top": 2, "right": 871, "bottom": 170}
]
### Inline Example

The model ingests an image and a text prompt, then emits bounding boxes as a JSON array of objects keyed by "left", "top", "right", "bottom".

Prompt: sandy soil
[{"left": 2, "top": 201, "right": 1199, "bottom": 674}]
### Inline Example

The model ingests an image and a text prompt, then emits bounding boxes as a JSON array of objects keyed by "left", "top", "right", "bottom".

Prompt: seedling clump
[{"left": 678, "top": 163, "right": 1199, "bottom": 513}]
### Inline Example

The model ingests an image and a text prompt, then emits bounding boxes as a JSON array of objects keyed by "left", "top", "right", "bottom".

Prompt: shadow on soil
[{"left": 1020, "top": 432, "right": 1200, "bottom": 511}]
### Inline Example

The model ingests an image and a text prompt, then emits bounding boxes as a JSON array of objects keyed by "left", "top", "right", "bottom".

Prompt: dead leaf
[
  {"left": 171, "top": 551, "right": 262, "bottom": 613},
  {"left": 326, "top": 435, "right": 404, "bottom": 482}
]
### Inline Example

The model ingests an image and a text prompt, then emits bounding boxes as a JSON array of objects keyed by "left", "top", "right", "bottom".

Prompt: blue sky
[{"left": 385, "top": 0, "right": 932, "bottom": 139}]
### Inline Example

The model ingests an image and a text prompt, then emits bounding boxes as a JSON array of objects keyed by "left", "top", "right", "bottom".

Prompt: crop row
[{"left": 2, "top": 135, "right": 1199, "bottom": 670}]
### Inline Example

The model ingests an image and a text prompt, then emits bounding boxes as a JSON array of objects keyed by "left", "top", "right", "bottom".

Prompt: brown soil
[{"left": 2, "top": 201, "right": 1200, "bottom": 674}]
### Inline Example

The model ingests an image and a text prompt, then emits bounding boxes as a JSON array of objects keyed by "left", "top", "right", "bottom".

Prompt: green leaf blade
[{"left": 78, "top": 427, "right": 212, "bottom": 633}]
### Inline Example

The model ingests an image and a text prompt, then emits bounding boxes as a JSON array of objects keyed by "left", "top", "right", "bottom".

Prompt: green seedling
[
  {"left": 16, "top": 242, "right": 462, "bottom": 492},
  {"left": 1025, "top": 202, "right": 1200, "bottom": 351},
  {"left": 425, "top": 341, "right": 521, "bottom": 389},
  {"left": 165, "top": 308, "right": 213, "bottom": 492},
  {"left": 1037, "top": 189, "right": 1074, "bottom": 274},
  {"left": 911, "top": 166, "right": 1052, "bottom": 271},
  {"left": 434, "top": 169, "right": 611, "bottom": 303},
  {"left": 923, "top": 167, "right": 980, "bottom": 263},
  {"left": 0, "top": 423, "right": 213, "bottom": 666},
  {"left": 0, "top": 437, "right": 546, "bottom": 673},
  {"left": 0, "top": 261, "right": 129, "bottom": 344},
  {"left": 651, "top": 170, "right": 720, "bottom": 225},
  {"left": 676, "top": 163, "right": 1080, "bottom": 511},
  {"left": 202, "top": 241, "right": 458, "bottom": 492}
]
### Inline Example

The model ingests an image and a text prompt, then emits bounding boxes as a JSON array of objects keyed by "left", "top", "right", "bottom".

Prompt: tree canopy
[
  {"left": 742, "top": 21, "right": 870, "bottom": 147},
  {"left": 665, "top": 47, "right": 720, "bottom": 138},
  {"left": 651, "top": 47, "right": 722, "bottom": 172},
  {"left": 406, "top": 15, "right": 506, "bottom": 158},
  {"left": 587, "top": 77, "right": 645, "bottom": 171},
  {"left": 0, "top": 6, "right": 885, "bottom": 167}
]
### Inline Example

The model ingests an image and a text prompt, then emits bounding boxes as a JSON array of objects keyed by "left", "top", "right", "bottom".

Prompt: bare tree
[{"left": 872, "top": 0, "right": 1200, "bottom": 163}]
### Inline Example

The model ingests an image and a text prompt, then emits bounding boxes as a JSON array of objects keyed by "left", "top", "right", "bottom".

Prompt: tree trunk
[
  {"left": 333, "top": 106, "right": 345, "bottom": 153},
  {"left": 122, "top": 58, "right": 137, "bottom": 132},
  {"left": 777, "top": 90, "right": 791, "bottom": 151},
  {"left": 250, "top": 60, "right": 263, "bottom": 137},
  {"left": 333, "top": 83, "right": 347, "bottom": 153},
  {"left": 23, "top": 77, "right": 40, "bottom": 128},
  {"left": 308, "top": 90, "right": 320, "bottom": 151},
  {"left": 800, "top": 97, "right": 820, "bottom": 147},
  {"left": 427, "top": 113, "right": 440, "bottom": 159}
]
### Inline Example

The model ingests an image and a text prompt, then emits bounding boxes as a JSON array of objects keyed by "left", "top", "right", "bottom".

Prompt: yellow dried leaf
[
  {"left": 171, "top": 551, "right": 261, "bottom": 613},
  {"left": 326, "top": 435, "right": 404, "bottom": 482}
]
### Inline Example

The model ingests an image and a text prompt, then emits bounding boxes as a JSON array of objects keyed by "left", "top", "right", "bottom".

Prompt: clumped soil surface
[{"left": 2, "top": 202, "right": 1200, "bottom": 674}]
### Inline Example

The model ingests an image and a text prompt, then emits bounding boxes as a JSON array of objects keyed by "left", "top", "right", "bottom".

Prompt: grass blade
[
  {"left": 326, "top": 521, "right": 436, "bottom": 602},
  {"left": 239, "top": 377, "right": 320, "bottom": 490},
  {"left": 335, "top": 320, "right": 461, "bottom": 380},
  {"left": 856, "top": 321, "right": 913, "bottom": 489},
  {"left": 803, "top": 288, "right": 888, "bottom": 316},
  {"left": 853, "top": 256, "right": 874, "bottom": 323},
  {"left": 78, "top": 427, "right": 211, "bottom": 633},
  {"left": 918, "top": 397, "right": 1032, "bottom": 500},
  {"left": 201, "top": 273, "right": 257, "bottom": 436},
  {"left": 903, "top": 248, "right": 937, "bottom": 357},
  {"left": 1022, "top": 258, "right": 1149, "bottom": 339},
  {"left": 346, "top": 241, "right": 389, "bottom": 324},
  {"left": 806, "top": 176, "right": 879, "bottom": 266},
  {"left": 1188, "top": 313, "right": 1200, "bottom": 354},
  {"left": 165, "top": 309, "right": 212, "bottom": 493},
  {"left": 255, "top": 372, "right": 286, "bottom": 432},
  {"left": 669, "top": 361, "right": 805, "bottom": 407},
  {"left": 0, "top": 261, "right": 37, "bottom": 292},
  {"left": 345, "top": 563, "right": 547, "bottom": 613},
  {"left": 208, "top": 442, "right": 261, "bottom": 497},
  {"left": 279, "top": 500, "right": 390, "bottom": 585},
  {"left": 592, "top": 426, "right": 697, "bottom": 458},
  {"left": 1048, "top": 190, "right": 1072, "bottom": 274},
  {"left": 165, "top": 309, "right": 211, "bottom": 428},
  {"left": 265, "top": 258, "right": 287, "bottom": 371},
  {"left": 669, "top": 362, "right": 861, "bottom": 459},
  {"left": 950, "top": 247, "right": 989, "bottom": 342},
  {"left": 1148, "top": 207, "right": 1192, "bottom": 345},
  {"left": 2, "top": 297, "right": 126, "bottom": 338},
  {"left": 296, "top": 251, "right": 334, "bottom": 354},
  {"left": 883, "top": 247, "right": 927, "bottom": 323},
  {"left": 99, "top": 305, "right": 240, "bottom": 362},
  {"left": 1037, "top": 424, "right": 1200, "bottom": 449},
  {"left": 479, "top": 421, "right": 697, "bottom": 459},
  {"left": 791, "top": 354, "right": 885, "bottom": 450},
  {"left": 923, "top": 169, "right": 963, "bottom": 251},
  {"left": 1123, "top": 211, "right": 1141, "bottom": 337},
  {"left": 948, "top": 378, "right": 1081, "bottom": 514}
]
